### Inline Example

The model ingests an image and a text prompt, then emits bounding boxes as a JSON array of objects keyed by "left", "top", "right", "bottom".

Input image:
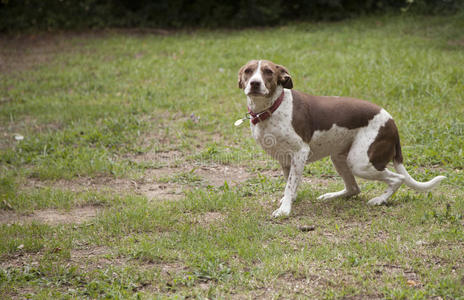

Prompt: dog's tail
[{"left": 393, "top": 142, "right": 446, "bottom": 192}]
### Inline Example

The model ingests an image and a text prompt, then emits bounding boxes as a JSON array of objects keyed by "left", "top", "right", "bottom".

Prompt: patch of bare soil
[
  {"left": 138, "top": 181, "right": 184, "bottom": 201},
  {"left": 133, "top": 150, "right": 184, "bottom": 166},
  {"left": 0, "top": 33, "right": 77, "bottom": 74},
  {"left": 23, "top": 133, "right": 339, "bottom": 207},
  {"left": 0, "top": 252, "right": 42, "bottom": 269},
  {"left": 137, "top": 261, "right": 189, "bottom": 294},
  {"left": 376, "top": 264, "right": 421, "bottom": 287},
  {"left": 71, "top": 246, "right": 110, "bottom": 260},
  {"left": 146, "top": 163, "right": 274, "bottom": 189},
  {"left": 0, "top": 30, "right": 169, "bottom": 75},
  {"left": 0, "top": 206, "right": 100, "bottom": 225},
  {"left": 69, "top": 246, "right": 133, "bottom": 271},
  {"left": 134, "top": 162, "right": 258, "bottom": 195},
  {"left": 0, "top": 28, "right": 181, "bottom": 78},
  {"left": 26, "top": 159, "right": 262, "bottom": 204},
  {"left": 243, "top": 268, "right": 337, "bottom": 299},
  {"left": 191, "top": 164, "right": 253, "bottom": 187},
  {"left": 29, "top": 174, "right": 184, "bottom": 201},
  {"left": 155, "top": 261, "right": 187, "bottom": 275}
]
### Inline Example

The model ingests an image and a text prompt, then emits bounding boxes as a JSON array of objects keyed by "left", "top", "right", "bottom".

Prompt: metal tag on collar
[{"left": 234, "top": 113, "right": 251, "bottom": 127}]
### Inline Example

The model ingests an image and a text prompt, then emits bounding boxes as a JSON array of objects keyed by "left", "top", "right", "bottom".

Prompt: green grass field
[{"left": 1, "top": 15, "right": 464, "bottom": 299}]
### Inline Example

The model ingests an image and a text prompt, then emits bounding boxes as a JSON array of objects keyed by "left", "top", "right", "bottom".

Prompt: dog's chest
[{"left": 250, "top": 92, "right": 304, "bottom": 159}]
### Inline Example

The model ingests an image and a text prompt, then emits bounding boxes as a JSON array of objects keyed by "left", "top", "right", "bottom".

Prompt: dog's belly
[{"left": 308, "top": 125, "right": 358, "bottom": 162}]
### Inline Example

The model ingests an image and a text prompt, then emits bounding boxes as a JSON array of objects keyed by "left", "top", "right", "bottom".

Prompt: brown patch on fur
[
  {"left": 368, "top": 118, "right": 403, "bottom": 171},
  {"left": 260, "top": 60, "right": 293, "bottom": 90},
  {"left": 238, "top": 60, "right": 259, "bottom": 89},
  {"left": 291, "top": 90, "right": 381, "bottom": 143}
]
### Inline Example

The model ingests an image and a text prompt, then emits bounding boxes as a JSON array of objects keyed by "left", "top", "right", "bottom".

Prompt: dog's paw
[
  {"left": 272, "top": 205, "right": 291, "bottom": 218},
  {"left": 317, "top": 192, "right": 338, "bottom": 201},
  {"left": 317, "top": 190, "right": 346, "bottom": 201},
  {"left": 367, "top": 196, "right": 388, "bottom": 206},
  {"left": 317, "top": 189, "right": 360, "bottom": 201}
]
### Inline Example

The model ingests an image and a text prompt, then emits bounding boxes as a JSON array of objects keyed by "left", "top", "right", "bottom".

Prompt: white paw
[
  {"left": 317, "top": 192, "right": 339, "bottom": 201},
  {"left": 317, "top": 190, "right": 347, "bottom": 201},
  {"left": 272, "top": 205, "right": 291, "bottom": 218},
  {"left": 368, "top": 196, "right": 387, "bottom": 206}
]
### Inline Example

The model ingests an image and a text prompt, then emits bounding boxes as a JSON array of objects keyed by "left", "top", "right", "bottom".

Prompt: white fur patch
[
  {"left": 308, "top": 125, "right": 358, "bottom": 162},
  {"left": 244, "top": 60, "right": 269, "bottom": 96},
  {"left": 346, "top": 109, "right": 392, "bottom": 170},
  {"left": 250, "top": 88, "right": 306, "bottom": 166}
]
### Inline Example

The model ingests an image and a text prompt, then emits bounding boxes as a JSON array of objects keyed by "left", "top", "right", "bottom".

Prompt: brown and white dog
[{"left": 237, "top": 59, "right": 445, "bottom": 217}]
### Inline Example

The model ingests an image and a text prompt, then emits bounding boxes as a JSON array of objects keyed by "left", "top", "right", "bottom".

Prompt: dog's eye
[
  {"left": 263, "top": 68, "right": 273, "bottom": 75},
  {"left": 244, "top": 68, "right": 253, "bottom": 74}
]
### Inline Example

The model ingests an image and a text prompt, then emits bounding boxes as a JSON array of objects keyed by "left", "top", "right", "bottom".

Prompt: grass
[{"left": 1, "top": 14, "right": 464, "bottom": 298}]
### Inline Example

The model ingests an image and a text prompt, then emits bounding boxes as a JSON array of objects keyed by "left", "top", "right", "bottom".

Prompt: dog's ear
[
  {"left": 238, "top": 65, "right": 246, "bottom": 89},
  {"left": 276, "top": 65, "right": 293, "bottom": 89}
]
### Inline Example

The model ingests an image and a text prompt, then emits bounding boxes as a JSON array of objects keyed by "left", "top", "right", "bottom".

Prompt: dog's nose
[{"left": 250, "top": 81, "right": 261, "bottom": 88}]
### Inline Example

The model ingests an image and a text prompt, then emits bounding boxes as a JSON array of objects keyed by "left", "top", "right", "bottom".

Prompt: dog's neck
[{"left": 247, "top": 86, "right": 283, "bottom": 114}]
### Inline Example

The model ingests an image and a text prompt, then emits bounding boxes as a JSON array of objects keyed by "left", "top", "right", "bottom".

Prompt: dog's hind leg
[
  {"left": 347, "top": 112, "right": 406, "bottom": 205},
  {"left": 352, "top": 166, "right": 404, "bottom": 205},
  {"left": 347, "top": 141, "right": 405, "bottom": 205},
  {"left": 318, "top": 154, "right": 360, "bottom": 201}
]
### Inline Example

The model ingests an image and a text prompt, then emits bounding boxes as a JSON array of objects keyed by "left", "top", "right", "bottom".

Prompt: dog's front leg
[{"left": 272, "top": 146, "right": 310, "bottom": 217}]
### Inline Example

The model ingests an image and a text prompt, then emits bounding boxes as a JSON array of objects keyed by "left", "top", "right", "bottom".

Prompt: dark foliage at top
[{"left": 0, "top": 0, "right": 462, "bottom": 32}]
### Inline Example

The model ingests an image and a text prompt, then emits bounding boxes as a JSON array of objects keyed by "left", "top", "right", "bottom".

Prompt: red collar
[{"left": 247, "top": 91, "right": 285, "bottom": 125}]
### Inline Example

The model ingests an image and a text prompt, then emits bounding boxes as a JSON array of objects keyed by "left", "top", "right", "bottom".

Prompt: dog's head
[{"left": 238, "top": 60, "right": 293, "bottom": 97}]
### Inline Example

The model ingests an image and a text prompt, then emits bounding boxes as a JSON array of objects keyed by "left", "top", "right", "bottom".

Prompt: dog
[{"left": 237, "top": 59, "right": 446, "bottom": 217}]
